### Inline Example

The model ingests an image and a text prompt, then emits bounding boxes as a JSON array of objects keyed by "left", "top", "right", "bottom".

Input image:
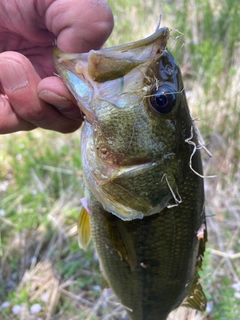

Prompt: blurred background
[{"left": 0, "top": 0, "right": 240, "bottom": 319}]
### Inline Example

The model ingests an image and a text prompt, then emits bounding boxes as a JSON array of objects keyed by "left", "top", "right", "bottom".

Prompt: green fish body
[{"left": 53, "top": 27, "right": 207, "bottom": 320}]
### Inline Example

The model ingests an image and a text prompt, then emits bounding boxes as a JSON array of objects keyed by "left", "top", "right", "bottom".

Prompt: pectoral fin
[
  {"left": 77, "top": 207, "right": 91, "bottom": 250},
  {"left": 183, "top": 275, "right": 207, "bottom": 311},
  {"left": 105, "top": 213, "right": 137, "bottom": 271}
]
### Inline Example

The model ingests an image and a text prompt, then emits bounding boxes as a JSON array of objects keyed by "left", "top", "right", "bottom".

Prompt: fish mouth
[{"left": 52, "top": 27, "right": 170, "bottom": 122}]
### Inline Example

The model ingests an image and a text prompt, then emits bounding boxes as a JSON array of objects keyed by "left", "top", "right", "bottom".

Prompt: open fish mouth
[{"left": 52, "top": 27, "right": 169, "bottom": 123}]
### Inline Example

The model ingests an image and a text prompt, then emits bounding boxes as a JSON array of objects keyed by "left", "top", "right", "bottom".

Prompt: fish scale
[{"left": 89, "top": 160, "right": 203, "bottom": 319}]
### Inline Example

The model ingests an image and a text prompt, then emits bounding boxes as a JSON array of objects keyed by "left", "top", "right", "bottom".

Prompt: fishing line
[
  {"left": 144, "top": 88, "right": 184, "bottom": 99},
  {"left": 168, "top": 28, "right": 185, "bottom": 50},
  {"left": 192, "top": 118, "right": 213, "bottom": 158},
  {"left": 185, "top": 125, "right": 216, "bottom": 179},
  {"left": 161, "top": 173, "right": 182, "bottom": 208}
]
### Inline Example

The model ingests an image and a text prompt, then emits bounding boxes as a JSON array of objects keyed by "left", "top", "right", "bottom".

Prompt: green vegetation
[{"left": 1, "top": 0, "right": 240, "bottom": 319}]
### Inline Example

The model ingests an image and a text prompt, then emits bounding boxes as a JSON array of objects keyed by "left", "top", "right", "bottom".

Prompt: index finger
[{"left": 44, "top": 0, "right": 114, "bottom": 53}]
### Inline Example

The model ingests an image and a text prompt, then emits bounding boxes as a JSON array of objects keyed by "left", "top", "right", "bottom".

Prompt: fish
[{"left": 53, "top": 26, "right": 207, "bottom": 320}]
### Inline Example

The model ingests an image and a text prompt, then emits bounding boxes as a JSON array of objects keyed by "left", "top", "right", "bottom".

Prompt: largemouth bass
[{"left": 53, "top": 27, "right": 207, "bottom": 320}]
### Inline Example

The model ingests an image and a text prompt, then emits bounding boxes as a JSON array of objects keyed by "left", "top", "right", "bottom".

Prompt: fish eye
[{"left": 149, "top": 85, "right": 176, "bottom": 114}]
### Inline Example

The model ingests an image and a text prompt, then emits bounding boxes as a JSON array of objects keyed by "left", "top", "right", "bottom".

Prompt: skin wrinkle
[
  {"left": 33, "top": 0, "right": 56, "bottom": 29},
  {"left": 0, "top": 94, "right": 11, "bottom": 114},
  {"left": 22, "top": 48, "right": 54, "bottom": 78},
  {"left": 0, "top": 94, "right": 35, "bottom": 132},
  {"left": 3, "top": 1, "right": 31, "bottom": 36},
  {"left": 16, "top": 1, "right": 49, "bottom": 38},
  {"left": 0, "top": 1, "right": 14, "bottom": 27},
  {"left": 0, "top": 2, "right": 53, "bottom": 51}
]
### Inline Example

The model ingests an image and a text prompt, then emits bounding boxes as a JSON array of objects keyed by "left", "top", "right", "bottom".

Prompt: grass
[{"left": 1, "top": 0, "right": 240, "bottom": 319}]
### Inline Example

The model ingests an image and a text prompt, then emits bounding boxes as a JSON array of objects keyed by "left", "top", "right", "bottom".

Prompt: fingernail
[
  {"left": 38, "top": 90, "right": 73, "bottom": 109},
  {"left": 0, "top": 59, "right": 29, "bottom": 91}
]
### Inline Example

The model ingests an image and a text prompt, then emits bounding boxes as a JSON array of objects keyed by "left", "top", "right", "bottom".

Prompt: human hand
[{"left": 0, "top": 0, "right": 113, "bottom": 133}]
